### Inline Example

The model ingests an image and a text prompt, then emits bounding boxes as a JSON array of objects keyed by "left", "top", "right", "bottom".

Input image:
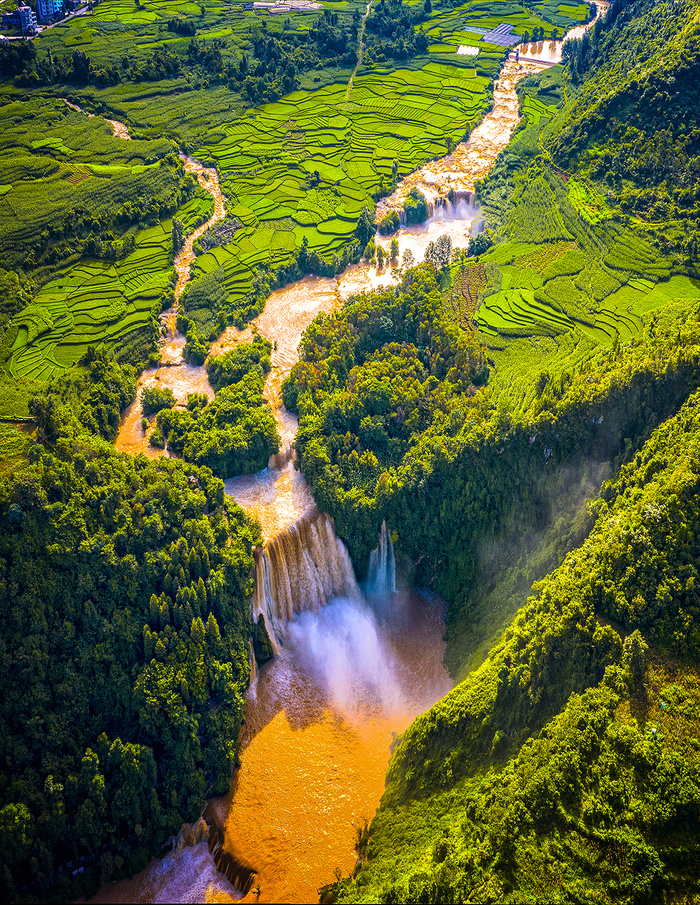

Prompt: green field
[
  {"left": 190, "top": 60, "right": 490, "bottom": 321},
  {"left": 456, "top": 68, "right": 700, "bottom": 414},
  {"left": 0, "top": 94, "right": 185, "bottom": 270},
  {"left": 2, "top": 189, "right": 213, "bottom": 386},
  {"left": 7, "top": 221, "right": 170, "bottom": 382},
  {"left": 0, "top": 0, "right": 591, "bottom": 416}
]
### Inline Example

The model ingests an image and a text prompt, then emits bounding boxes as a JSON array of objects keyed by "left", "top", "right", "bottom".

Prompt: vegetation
[
  {"left": 0, "top": 96, "right": 196, "bottom": 272},
  {"left": 333, "top": 388, "right": 700, "bottom": 903},
  {"left": 0, "top": 348, "right": 261, "bottom": 900},
  {"left": 157, "top": 337, "right": 279, "bottom": 478},
  {"left": 0, "top": 0, "right": 657, "bottom": 902},
  {"left": 0, "top": 0, "right": 587, "bottom": 423},
  {"left": 141, "top": 385, "right": 176, "bottom": 415},
  {"left": 403, "top": 187, "right": 430, "bottom": 225},
  {"left": 288, "top": 1, "right": 700, "bottom": 903}
]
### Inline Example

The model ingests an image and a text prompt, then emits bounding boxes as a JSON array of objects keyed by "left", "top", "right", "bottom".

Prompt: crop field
[
  {"left": 467, "top": 197, "right": 700, "bottom": 410},
  {"left": 37, "top": 0, "right": 368, "bottom": 89},
  {"left": 460, "top": 64, "right": 700, "bottom": 410},
  {"left": 474, "top": 221, "right": 700, "bottom": 342},
  {"left": 7, "top": 217, "right": 179, "bottom": 382},
  {"left": 191, "top": 61, "right": 490, "bottom": 317},
  {"left": 567, "top": 177, "right": 613, "bottom": 224},
  {"left": 418, "top": 0, "right": 589, "bottom": 54},
  {"left": 0, "top": 93, "right": 181, "bottom": 269},
  {"left": 0, "top": 0, "right": 591, "bottom": 411}
]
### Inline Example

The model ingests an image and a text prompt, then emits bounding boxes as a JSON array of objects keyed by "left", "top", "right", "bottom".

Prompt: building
[
  {"left": 16, "top": 4, "right": 37, "bottom": 32},
  {"left": 36, "top": 0, "right": 64, "bottom": 23},
  {"left": 1, "top": 9, "right": 21, "bottom": 28}
]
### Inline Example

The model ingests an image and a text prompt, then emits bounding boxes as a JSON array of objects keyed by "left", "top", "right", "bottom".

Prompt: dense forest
[
  {"left": 0, "top": 349, "right": 261, "bottom": 898},
  {"left": 156, "top": 335, "right": 280, "bottom": 476}
]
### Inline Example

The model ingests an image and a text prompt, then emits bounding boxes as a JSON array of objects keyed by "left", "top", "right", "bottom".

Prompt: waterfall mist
[{"left": 284, "top": 597, "right": 402, "bottom": 714}]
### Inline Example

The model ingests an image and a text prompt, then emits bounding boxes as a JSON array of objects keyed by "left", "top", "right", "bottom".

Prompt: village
[{"left": 1, "top": 0, "right": 89, "bottom": 36}]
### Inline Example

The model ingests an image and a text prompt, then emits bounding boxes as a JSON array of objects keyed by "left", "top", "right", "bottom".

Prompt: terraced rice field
[
  {"left": 9, "top": 224, "right": 168, "bottom": 381},
  {"left": 6, "top": 190, "right": 212, "bottom": 382},
  {"left": 472, "top": 220, "right": 700, "bottom": 362},
  {"left": 194, "top": 61, "right": 490, "bottom": 313},
  {"left": 0, "top": 0, "right": 595, "bottom": 395},
  {"left": 0, "top": 94, "right": 178, "bottom": 269}
]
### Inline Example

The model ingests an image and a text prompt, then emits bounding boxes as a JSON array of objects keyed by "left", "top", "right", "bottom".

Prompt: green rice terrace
[
  {"left": 0, "top": 0, "right": 593, "bottom": 417},
  {"left": 190, "top": 62, "right": 490, "bottom": 319},
  {"left": 443, "top": 62, "right": 700, "bottom": 412}
]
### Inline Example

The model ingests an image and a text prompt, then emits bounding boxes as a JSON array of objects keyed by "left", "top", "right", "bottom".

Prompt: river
[{"left": 103, "top": 12, "right": 596, "bottom": 901}]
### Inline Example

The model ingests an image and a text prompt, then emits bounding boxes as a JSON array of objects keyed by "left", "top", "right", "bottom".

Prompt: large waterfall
[
  {"left": 251, "top": 511, "right": 360, "bottom": 651},
  {"left": 366, "top": 520, "right": 397, "bottom": 597}
]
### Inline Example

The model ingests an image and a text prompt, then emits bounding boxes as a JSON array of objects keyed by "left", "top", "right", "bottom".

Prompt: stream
[{"left": 101, "top": 11, "right": 603, "bottom": 901}]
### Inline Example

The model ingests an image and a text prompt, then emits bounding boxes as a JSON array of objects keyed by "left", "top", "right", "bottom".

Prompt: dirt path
[{"left": 345, "top": 0, "right": 373, "bottom": 101}]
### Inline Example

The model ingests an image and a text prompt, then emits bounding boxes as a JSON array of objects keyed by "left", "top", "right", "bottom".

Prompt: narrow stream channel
[{"left": 99, "top": 9, "right": 605, "bottom": 900}]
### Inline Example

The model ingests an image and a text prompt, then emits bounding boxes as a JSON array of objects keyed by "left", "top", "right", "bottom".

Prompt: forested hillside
[
  {"left": 0, "top": 350, "right": 260, "bottom": 899},
  {"left": 332, "top": 388, "right": 700, "bottom": 903}
]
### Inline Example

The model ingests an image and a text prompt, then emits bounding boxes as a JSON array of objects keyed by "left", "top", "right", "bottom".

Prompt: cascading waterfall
[
  {"left": 251, "top": 511, "right": 360, "bottom": 651},
  {"left": 392, "top": 189, "right": 476, "bottom": 227},
  {"left": 366, "top": 520, "right": 397, "bottom": 596},
  {"left": 248, "top": 638, "right": 258, "bottom": 685}
]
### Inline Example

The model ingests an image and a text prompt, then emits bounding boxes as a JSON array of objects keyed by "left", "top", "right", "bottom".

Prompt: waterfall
[
  {"left": 248, "top": 639, "right": 257, "bottom": 686},
  {"left": 207, "top": 815, "right": 257, "bottom": 897},
  {"left": 366, "top": 520, "right": 396, "bottom": 596},
  {"left": 432, "top": 191, "right": 476, "bottom": 221},
  {"left": 451, "top": 188, "right": 475, "bottom": 207},
  {"left": 251, "top": 511, "right": 360, "bottom": 651}
]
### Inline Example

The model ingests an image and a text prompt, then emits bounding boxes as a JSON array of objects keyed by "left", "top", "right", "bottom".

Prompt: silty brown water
[
  {"left": 216, "top": 588, "right": 451, "bottom": 905},
  {"left": 114, "top": 156, "right": 226, "bottom": 456}
]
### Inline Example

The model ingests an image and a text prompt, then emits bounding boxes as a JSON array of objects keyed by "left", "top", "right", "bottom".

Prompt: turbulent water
[
  {"left": 212, "top": 584, "right": 451, "bottom": 904},
  {"left": 101, "top": 18, "right": 603, "bottom": 900}
]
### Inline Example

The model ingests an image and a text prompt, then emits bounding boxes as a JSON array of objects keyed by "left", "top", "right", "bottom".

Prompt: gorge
[{"left": 102, "top": 28, "right": 562, "bottom": 905}]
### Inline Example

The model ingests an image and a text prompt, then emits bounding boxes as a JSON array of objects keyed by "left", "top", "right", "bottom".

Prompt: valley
[{"left": 1, "top": 0, "right": 700, "bottom": 903}]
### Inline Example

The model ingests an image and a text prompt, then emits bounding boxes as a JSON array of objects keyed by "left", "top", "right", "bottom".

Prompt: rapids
[
  {"left": 63, "top": 99, "right": 132, "bottom": 140},
  {"left": 101, "top": 10, "right": 603, "bottom": 898}
]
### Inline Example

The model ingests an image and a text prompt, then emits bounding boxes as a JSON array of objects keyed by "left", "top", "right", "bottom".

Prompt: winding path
[{"left": 345, "top": 0, "right": 373, "bottom": 102}]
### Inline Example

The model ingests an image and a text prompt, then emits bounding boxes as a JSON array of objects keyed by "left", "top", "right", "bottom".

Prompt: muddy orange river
[{"left": 101, "top": 46, "right": 568, "bottom": 905}]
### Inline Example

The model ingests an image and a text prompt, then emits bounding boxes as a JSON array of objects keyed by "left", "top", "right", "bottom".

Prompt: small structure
[
  {"left": 17, "top": 3, "right": 37, "bottom": 32},
  {"left": 2, "top": 2, "right": 38, "bottom": 31},
  {"left": 1, "top": 9, "right": 20, "bottom": 28},
  {"left": 482, "top": 22, "right": 520, "bottom": 47}
]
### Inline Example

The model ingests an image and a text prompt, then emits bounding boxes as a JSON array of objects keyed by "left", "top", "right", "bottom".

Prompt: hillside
[{"left": 330, "top": 386, "right": 700, "bottom": 902}]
